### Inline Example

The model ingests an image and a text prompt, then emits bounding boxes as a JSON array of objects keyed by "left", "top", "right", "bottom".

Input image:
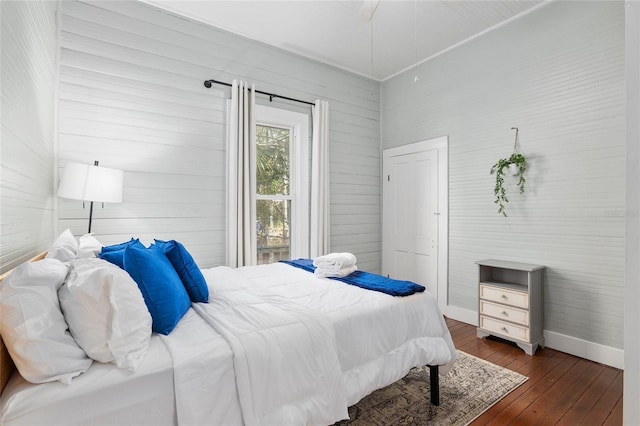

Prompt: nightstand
[{"left": 476, "top": 259, "right": 544, "bottom": 355}]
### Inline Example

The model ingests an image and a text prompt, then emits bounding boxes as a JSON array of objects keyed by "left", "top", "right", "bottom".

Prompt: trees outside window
[
  {"left": 256, "top": 125, "right": 291, "bottom": 264},
  {"left": 254, "top": 106, "right": 309, "bottom": 265}
]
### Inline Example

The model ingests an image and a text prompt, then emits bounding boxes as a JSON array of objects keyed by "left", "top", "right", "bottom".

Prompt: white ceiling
[{"left": 143, "top": 0, "right": 546, "bottom": 81}]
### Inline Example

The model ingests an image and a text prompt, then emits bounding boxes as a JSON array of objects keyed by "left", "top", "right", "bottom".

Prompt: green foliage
[
  {"left": 256, "top": 125, "right": 290, "bottom": 246},
  {"left": 256, "top": 125, "right": 290, "bottom": 195},
  {"left": 490, "top": 153, "right": 527, "bottom": 217}
]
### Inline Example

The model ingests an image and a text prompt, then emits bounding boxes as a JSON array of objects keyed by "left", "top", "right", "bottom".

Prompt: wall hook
[{"left": 511, "top": 127, "right": 520, "bottom": 153}]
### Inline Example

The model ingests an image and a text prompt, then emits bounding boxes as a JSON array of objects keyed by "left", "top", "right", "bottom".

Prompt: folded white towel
[
  {"left": 312, "top": 252, "right": 357, "bottom": 269},
  {"left": 314, "top": 264, "right": 357, "bottom": 278}
]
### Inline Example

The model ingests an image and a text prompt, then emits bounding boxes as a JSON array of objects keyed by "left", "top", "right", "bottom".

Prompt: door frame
[{"left": 382, "top": 136, "right": 448, "bottom": 311}]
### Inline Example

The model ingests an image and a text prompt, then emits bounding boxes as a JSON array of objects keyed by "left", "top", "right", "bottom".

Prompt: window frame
[{"left": 253, "top": 105, "right": 309, "bottom": 262}]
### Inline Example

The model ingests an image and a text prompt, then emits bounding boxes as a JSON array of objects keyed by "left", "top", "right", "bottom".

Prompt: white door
[{"left": 382, "top": 137, "right": 448, "bottom": 305}]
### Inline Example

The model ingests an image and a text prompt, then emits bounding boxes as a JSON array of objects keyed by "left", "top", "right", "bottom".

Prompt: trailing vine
[{"left": 490, "top": 128, "right": 527, "bottom": 217}]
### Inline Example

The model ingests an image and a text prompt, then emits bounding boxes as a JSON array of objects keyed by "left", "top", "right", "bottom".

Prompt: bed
[{"left": 0, "top": 239, "right": 457, "bottom": 425}]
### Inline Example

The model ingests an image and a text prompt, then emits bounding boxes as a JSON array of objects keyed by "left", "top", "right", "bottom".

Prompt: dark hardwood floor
[{"left": 445, "top": 317, "right": 623, "bottom": 425}]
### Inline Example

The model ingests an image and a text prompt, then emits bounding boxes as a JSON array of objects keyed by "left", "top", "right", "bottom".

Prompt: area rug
[{"left": 336, "top": 351, "right": 528, "bottom": 425}]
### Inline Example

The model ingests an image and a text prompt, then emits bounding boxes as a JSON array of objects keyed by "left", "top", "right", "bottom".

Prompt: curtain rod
[{"left": 203, "top": 79, "right": 315, "bottom": 107}]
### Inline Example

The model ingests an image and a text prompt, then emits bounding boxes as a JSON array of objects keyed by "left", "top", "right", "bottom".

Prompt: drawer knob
[
  {"left": 501, "top": 327, "right": 509, "bottom": 333},
  {"left": 501, "top": 311, "right": 508, "bottom": 316},
  {"left": 501, "top": 294, "right": 508, "bottom": 300}
]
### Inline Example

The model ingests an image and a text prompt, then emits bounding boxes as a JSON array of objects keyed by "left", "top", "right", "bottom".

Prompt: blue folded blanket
[{"left": 280, "top": 258, "right": 425, "bottom": 297}]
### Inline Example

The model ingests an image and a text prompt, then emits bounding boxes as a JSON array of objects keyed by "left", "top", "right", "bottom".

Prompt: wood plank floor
[{"left": 445, "top": 317, "right": 623, "bottom": 425}]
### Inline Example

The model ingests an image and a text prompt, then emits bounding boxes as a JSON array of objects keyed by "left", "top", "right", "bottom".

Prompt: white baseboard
[
  {"left": 444, "top": 305, "right": 477, "bottom": 326},
  {"left": 444, "top": 305, "right": 624, "bottom": 370},
  {"left": 544, "top": 330, "right": 624, "bottom": 370}
]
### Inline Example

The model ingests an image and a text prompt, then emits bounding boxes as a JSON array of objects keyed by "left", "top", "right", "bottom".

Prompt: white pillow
[
  {"left": 59, "top": 258, "right": 152, "bottom": 371},
  {"left": 76, "top": 233, "right": 103, "bottom": 258},
  {"left": 45, "top": 229, "right": 77, "bottom": 262},
  {"left": 0, "top": 258, "right": 93, "bottom": 384}
]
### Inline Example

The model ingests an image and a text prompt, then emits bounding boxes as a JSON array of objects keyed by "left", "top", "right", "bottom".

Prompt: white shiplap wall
[
  {"left": 381, "top": 1, "right": 626, "bottom": 359},
  {"left": 0, "top": 0, "right": 58, "bottom": 274},
  {"left": 58, "top": 0, "right": 381, "bottom": 271}
]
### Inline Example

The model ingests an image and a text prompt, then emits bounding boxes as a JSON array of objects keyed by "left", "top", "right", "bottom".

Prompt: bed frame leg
[{"left": 428, "top": 365, "right": 440, "bottom": 406}]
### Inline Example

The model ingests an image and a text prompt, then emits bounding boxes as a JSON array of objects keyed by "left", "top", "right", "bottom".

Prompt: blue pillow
[
  {"left": 100, "top": 238, "right": 141, "bottom": 253},
  {"left": 123, "top": 244, "right": 190, "bottom": 335},
  {"left": 154, "top": 239, "right": 209, "bottom": 303},
  {"left": 99, "top": 239, "right": 144, "bottom": 269}
]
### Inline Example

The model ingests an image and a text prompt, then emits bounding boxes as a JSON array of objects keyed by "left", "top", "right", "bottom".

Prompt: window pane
[
  {"left": 256, "top": 199, "right": 291, "bottom": 265},
  {"left": 256, "top": 125, "right": 290, "bottom": 196}
]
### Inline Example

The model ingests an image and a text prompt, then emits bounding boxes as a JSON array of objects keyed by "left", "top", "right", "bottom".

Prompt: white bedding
[
  {"left": 159, "top": 308, "right": 243, "bottom": 426},
  {"left": 1, "top": 262, "right": 457, "bottom": 425},
  {"left": 230, "top": 263, "right": 457, "bottom": 405},
  {"left": 0, "top": 335, "right": 175, "bottom": 426},
  {"left": 196, "top": 266, "right": 348, "bottom": 425},
  {"left": 0, "top": 309, "right": 241, "bottom": 426}
]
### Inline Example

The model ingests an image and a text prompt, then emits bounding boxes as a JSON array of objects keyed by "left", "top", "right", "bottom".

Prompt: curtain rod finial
[{"left": 204, "top": 80, "right": 212, "bottom": 88}]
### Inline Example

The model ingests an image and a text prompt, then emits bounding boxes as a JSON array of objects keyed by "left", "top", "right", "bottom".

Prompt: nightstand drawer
[
  {"left": 480, "top": 316, "right": 530, "bottom": 342},
  {"left": 480, "top": 285, "right": 529, "bottom": 309},
  {"left": 480, "top": 300, "right": 529, "bottom": 326}
]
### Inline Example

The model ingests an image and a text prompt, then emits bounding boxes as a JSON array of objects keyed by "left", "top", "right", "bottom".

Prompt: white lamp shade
[{"left": 57, "top": 162, "right": 123, "bottom": 203}]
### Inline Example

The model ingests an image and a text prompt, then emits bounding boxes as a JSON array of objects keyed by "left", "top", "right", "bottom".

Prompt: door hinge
[{"left": 387, "top": 175, "right": 390, "bottom": 182}]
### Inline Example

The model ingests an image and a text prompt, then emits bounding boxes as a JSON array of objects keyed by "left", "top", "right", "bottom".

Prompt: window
[{"left": 254, "top": 105, "right": 309, "bottom": 265}]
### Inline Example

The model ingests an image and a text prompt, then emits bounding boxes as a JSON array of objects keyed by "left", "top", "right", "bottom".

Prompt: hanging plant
[{"left": 490, "top": 127, "right": 527, "bottom": 217}]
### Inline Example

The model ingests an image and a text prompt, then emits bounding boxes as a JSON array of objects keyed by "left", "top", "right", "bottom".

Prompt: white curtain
[
  {"left": 310, "top": 99, "right": 330, "bottom": 258},
  {"left": 226, "top": 80, "right": 256, "bottom": 267}
]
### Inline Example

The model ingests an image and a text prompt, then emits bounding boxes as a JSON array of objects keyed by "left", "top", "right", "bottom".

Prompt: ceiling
[{"left": 142, "top": 0, "right": 546, "bottom": 81}]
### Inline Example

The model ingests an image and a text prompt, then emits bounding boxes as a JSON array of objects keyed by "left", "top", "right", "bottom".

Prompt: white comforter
[
  {"left": 196, "top": 266, "right": 348, "bottom": 425},
  {"left": 231, "top": 263, "right": 458, "bottom": 406},
  {"left": 159, "top": 309, "right": 243, "bottom": 426},
  {"left": 1, "top": 263, "right": 456, "bottom": 426}
]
